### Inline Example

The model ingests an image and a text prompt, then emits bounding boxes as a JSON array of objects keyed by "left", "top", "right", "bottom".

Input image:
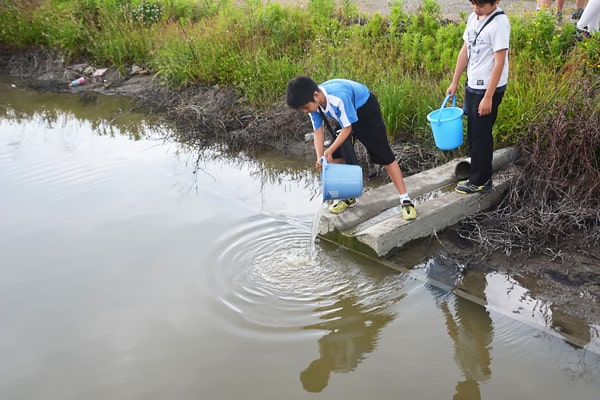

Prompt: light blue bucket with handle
[
  {"left": 427, "top": 94, "right": 464, "bottom": 150},
  {"left": 321, "top": 157, "right": 363, "bottom": 202}
]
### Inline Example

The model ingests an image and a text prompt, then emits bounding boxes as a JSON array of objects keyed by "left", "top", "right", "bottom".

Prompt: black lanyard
[
  {"left": 468, "top": 10, "right": 504, "bottom": 68},
  {"left": 317, "top": 106, "right": 358, "bottom": 165},
  {"left": 317, "top": 88, "right": 358, "bottom": 140},
  {"left": 471, "top": 11, "right": 504, "bottom": 47},
  {"left": 318, "top": 107, "right": 338, "bottom": 141}
]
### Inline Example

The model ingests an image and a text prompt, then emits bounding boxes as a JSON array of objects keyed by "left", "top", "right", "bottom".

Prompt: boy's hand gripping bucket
[
  {"left": 321, "top": 157, "right": 363, "bottom": 202},
  {"left": 427, "top": 94, "right": 464, "bottom": 150}
]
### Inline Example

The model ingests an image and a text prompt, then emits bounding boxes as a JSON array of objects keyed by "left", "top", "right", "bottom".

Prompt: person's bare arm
[
  {"left": 478, "top": 48, "right": 506, "bottom": 116},
  {"left": 323, "top": 126, "right": 352, "bottom": 162},
  {"left": 447, "top": 43, "right": 468, "bottom": 97},
  {"left": 313, "top": 126, "right": 326, "bottom": 170}
]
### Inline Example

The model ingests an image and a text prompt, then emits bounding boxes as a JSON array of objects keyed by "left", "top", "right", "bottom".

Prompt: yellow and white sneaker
[
  {"left": 328, "top": 198, "right": 357, "bottom": 214},
  {"left": 402, "top": 200, "right": 417, "bottom": 221}
]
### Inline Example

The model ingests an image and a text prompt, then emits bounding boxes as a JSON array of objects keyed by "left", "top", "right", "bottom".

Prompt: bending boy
[{"left": 286, "top": 76, "right": 416, "bottom": 220}]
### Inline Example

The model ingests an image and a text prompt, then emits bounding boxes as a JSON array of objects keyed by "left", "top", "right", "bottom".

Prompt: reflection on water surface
[{"left": 1, "top": 78, "right": 599, "bottom": 400}]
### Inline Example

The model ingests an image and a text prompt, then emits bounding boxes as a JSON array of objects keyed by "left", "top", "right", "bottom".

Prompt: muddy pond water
[{"left": 1, "top": 77, "right": 599, "bottom": 399}]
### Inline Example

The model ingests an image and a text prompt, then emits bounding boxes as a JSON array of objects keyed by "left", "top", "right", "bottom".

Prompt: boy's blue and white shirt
[
  {"left": 309, "top": 79, "right": 371, "bottom": 131},
  {"left": 464, "top": 8, "right": 510, "bottom": 91}
]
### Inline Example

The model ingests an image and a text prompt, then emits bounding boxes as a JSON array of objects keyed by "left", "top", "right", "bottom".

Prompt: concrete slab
[
  {"left": 317, "top": 148, "right": 518, "bottom": 257},
  {"left": 317, "top": 159, "right": 462, "bottom": 234},
  {"left": 354, "top": 176, "right": 509, "bottom": 256}
]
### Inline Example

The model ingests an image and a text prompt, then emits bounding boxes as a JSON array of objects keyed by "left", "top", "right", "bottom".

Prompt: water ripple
[
  {"left": 204, "top": 213, "right": 410, "bottom": 340},
  {"left": 5, "top": 157, "right": 119, "bottom": 202}
]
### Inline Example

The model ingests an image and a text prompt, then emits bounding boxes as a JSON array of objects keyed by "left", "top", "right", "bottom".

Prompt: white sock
[{"left": 399, "top": 193, "right": 411, "bottom": 203}]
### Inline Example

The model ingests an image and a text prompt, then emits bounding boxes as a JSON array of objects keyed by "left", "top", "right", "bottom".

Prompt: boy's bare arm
[
  {"left": 447, "top": 43, "right": 468, "bottom": 97},
  {"left": 323, "top": 126, "right": 352, "bottom": 162},
  {"left": 313, "top": 126, "right": 325, "bottom": 168},
  {"left": 479, "top": 48, "right": 507, "bottom": 116}
]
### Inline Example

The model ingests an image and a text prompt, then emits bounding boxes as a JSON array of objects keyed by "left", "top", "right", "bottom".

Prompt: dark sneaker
[
  {"left": 455, "top": 180, "right": 492, "bottom": 194},
  {"left": 572, "top": 8, "right": 584, "bottom": 20},
  {"left": 328, "top": 198, "right": 356, "bottom": 214},
  {"left": 402, "top": 200, "right": 417, "bottom": 221},
  {"left": 576, "top": 28, "right": 591, "bottom": 41}
]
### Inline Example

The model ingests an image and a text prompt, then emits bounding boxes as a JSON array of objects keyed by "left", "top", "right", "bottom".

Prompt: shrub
[{"left": 1, "top": 0, "right": 599, "bottom": 142}]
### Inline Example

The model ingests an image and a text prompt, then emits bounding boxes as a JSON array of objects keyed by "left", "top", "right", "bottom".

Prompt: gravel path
[{"left": 274, "top": 0, "right": 540, "bottom": 21}]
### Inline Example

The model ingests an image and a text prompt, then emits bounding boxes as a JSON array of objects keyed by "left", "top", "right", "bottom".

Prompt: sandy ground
[{"left": 274, "top": 0, "right": 540, "bottom": 20}]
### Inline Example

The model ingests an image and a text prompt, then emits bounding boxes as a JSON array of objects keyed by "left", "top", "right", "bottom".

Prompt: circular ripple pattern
[{"left": 205, "top": 213, "right": 411, "bottom": 341}]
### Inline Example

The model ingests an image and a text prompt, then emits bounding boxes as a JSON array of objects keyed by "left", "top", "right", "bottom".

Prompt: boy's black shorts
[{"left": 352, "top": 93, "right": 396, "bottom": 165}]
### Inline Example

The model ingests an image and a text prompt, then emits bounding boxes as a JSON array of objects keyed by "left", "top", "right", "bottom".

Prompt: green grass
[{"left": 1, "top": 0, "right": 598, "bottom": 149}]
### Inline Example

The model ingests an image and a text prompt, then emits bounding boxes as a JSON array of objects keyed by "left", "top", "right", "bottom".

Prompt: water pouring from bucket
[
  {"left": 427, "top": 94, "right": 464, "bottom": 150},
  {"left": 320, "top": 157, "right": 363, "bottom": 202}
]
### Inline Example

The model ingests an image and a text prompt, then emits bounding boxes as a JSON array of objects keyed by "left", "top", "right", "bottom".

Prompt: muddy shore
[{"left": 1, "top": 0, "right": 597, "bottom": 334}]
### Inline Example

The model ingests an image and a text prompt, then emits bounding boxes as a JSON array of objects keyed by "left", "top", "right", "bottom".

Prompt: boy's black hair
[
  {"left": 286, "top": 76, "right": 319, "bottom": 109},
  {"left": 470, "top": 0, "right": 497, "bottom": 5}
]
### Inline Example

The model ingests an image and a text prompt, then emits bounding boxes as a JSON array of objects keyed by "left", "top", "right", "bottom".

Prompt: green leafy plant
[{"left": 1, "top": 0, "right": 599, "bottom": 143}]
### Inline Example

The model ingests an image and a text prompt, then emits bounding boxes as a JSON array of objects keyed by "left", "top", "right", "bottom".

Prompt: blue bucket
[
  {"left": 427, "top": 94, "right": 464, "bottom": 150},
  {"left": 321, "top": 157, "right": 363, "bottom": 202}
]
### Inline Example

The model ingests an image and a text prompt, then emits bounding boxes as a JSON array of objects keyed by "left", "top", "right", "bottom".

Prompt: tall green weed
[{"left": 1, "top": 0, "right": 599, "bottom": 145}]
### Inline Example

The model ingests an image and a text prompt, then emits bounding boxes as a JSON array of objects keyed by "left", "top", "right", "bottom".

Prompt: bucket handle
[{"left": 438, "top": 94, "right": 457, "bottom": 123}]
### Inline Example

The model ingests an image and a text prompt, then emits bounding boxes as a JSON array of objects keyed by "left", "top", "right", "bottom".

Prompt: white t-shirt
[{"left": 464, "top": 8, "right": 510, "bottom": 91}]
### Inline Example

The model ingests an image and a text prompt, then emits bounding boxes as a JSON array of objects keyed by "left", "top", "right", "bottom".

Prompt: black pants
[
  {"left": 332, "top": 93, "right": 395, "bottom": 166},
  {"left": 331, "top": 131, "right": 359, "bottom": 165},
  {"left": 464, "top": 89, "right": 505, "bottom": 185}
]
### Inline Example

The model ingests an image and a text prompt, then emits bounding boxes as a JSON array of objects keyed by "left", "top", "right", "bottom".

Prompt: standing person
[
  {"left": 577, "top": 0, "right": 600, "bottom": 35},
  {"left": 286, "top": 76, "right": 417, "bottom": 220},
  {"left": 446, "top": 0, "right": 510, "bottom": 195},
  {"left": 537, "top": 0, "right": 586, "bottom": 21}
]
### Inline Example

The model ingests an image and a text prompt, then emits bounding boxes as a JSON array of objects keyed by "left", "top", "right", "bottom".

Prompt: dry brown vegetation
[{"left": 458, "top": 77, "right": 600, "bottom": 259}]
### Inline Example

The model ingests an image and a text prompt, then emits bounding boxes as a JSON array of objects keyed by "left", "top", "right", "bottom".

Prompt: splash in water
[{"left": 310, "top": 203, "right": 325, "bottom": 259}]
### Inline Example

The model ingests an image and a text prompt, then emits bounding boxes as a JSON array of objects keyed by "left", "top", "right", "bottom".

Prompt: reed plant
[{"left": 0, "top": 0, "right": 598, "bottom": 148}]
